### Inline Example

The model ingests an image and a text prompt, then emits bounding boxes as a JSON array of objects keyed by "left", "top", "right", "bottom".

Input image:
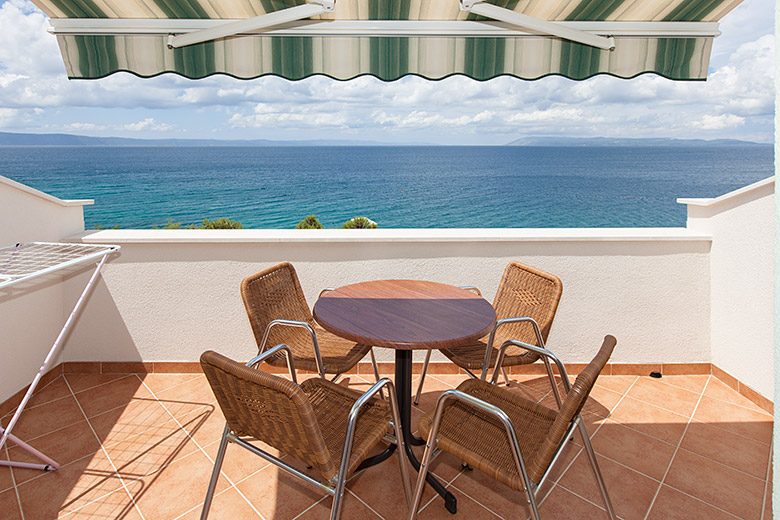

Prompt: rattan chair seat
[
  {"left": 301, "top": 378, "right": 392, "bottom": 478},
  {"left": 440, "top": 329, "right": 539, "bottom": 370},
  {"left": 264, "top": 325, "right": 372, "bottom": 375},
  {"left": 418, "top": 379, "right": 557, "bottom": 490}
]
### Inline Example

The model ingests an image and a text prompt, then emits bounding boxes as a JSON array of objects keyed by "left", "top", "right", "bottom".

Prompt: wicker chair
[
  {"left": 409, "top": 335, "right": 617, "bottom": 520},
  {"left": 414, "top": 261, "right": 563, "bottom": 404},
  {"left": 242, "top": 262, "right": 382, "bottom": 383},
  {"left": 200, "top": 345, "right": 412, "bottom": 520}
]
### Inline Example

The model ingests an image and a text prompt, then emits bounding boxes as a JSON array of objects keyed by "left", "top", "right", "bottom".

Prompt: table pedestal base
[{"left": 395, "top": 349, "right": 457, "bottom": 515}]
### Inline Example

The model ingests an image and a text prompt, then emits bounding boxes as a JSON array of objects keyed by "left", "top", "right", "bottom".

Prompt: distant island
[
  {"left": 0, "top": 131, "right": 768, "bottom": 147},
  {"left": 506, "top": 136, "right": 768, "bottom": 147}
]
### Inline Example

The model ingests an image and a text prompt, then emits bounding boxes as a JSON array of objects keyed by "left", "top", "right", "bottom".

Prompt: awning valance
[{"left": 31, "top": 0, "right": 743, "bottom": 82}]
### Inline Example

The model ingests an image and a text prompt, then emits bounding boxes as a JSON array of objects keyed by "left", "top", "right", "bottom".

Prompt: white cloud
[
  {"left": 121, "top": 118, "right": 173, "bottom": 132},
  {"left": 64, "top": 122, "right": 106, "bottom": 131},
  {"left": 0, "top": 108, "right": 19, "bottom": 127},
  {"left": 691, "top": 114, "right": 746, "bottom": 130}
]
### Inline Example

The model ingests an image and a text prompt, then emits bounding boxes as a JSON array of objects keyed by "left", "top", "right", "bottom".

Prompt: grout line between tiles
[
  {"left": 61, "top": 375, "right": 147, "bottom": 520},
  {"left": 642, "top": 375, "right": 711, "bottom": 520},
  {"left": 347, "top": 488, "right": 385, "bottom": 519},
  {"left": 134, "top": 374, "right": 268, "bottom": 520},
  {"left": 5, "top": 441, "right": 24, "bottom": 520},
  {"left": 290, "top": 494, "right": 330, "bottom": 520},
  {"left": 698, "top": 390, "right": 774, "bottom": 417}
]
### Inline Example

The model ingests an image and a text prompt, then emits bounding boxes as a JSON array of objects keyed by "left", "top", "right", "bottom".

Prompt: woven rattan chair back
[
  {"left": 241, "top": 262, "right": 316, "bottom": 356},
  {"left": 200, "top": 350, "right": 336, "bottom": 479},
  {"left": 526, "top": 336, "right": 616, "bottom": 481},
  {"left": 493, "top": 261, "right": 563, "bottom": 347}
]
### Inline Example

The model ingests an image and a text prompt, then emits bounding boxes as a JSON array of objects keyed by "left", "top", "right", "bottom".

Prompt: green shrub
[
  {"left": 159, "top": 218, "right": 182, "bottom": 229},
  {"left": 295, "top": 215, "right": 324, "bottom": 229},
  {"left": 193, "top": 218, "right": 243, "bottom": 229},
  {"left": 342, "top": 216, "right": 378, "bottom": 229}
]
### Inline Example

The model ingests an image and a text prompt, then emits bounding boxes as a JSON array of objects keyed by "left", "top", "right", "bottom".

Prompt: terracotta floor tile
[
  {"left": 536, "top": 484, "right": 608, "bottom": 519},
  {"left": 104, "top": 422, "right": 200, "bottom": 480},
  {"left": 24, "top": 377, "right": 72, "bottom": 409},
  {"left": 7, "top": 420, "right": 102, "bottom": 485},
  {"left": 763, "top": 485, "right": 772, "bottom": 519},
  {"left": 413, "top": 375, "right": 462, "bottom": 414},
  {"left": 503, "top": 380, "right": 551, "bottom": 405},
  {"left": 626, "top": 378, "right": 701, "bottom": 417},
  {"left": 680, "top": 421, "right": 771, "bottom": 479},
  {"left": 16, "top": 451, "right": 123, "bottom": 518},
  {"left": 296, "top": 491, "right": 383, "bottom": 520},
  {"left": 0, "top": 488, "right": 22, "bottom": 520},
  {"left": 557, "top": 451, "right": 658, "bottom": 520},
  {"left": 178, "top": 405, "right": 226, "bottom": 448},
  {"left": 693, "top": 396, "right": 773, "bottom": 444},
  {"left": 664, "top": 448, "right": 765, "bottom": 519},
  {"left": 129, "top": 450, "right": 230, "bottom": 520},
  {"left": 647, "top": 484, "right": 740, "bottom": 520},
  {"left": 595, "top": 375, "right": 638, "bottom": 395},
  {"left": 155, "top": 377, "right": 218, "bottom": 421},
  {"left": 349, "top": 450, "right": 431, "bottom": 520},
  {"left": 201, "top": 438, "right": 274, "bottom": 484},
  {"left": 654, "top": 375, "right": 709, "bottom": 395},
  {"left": 62, "top": 487, "right": 143, "bottom": 519},
  {"left": 0, "top": 445, "right": 15, "bottom": 492},
  {"left": 608, "top": 396, "right": 689, "bottom": 445},
  {"left": 178, "top": 486, "right": 261, "bottom": 520},
  {"left": 543, "top": 439, "right": 582, "bottom": 482},
  {"left": 88, "top": 398, "right": 175, "bottom": 448},
  {"left": 416, "top": 485, "right": 502, "bottom": 520},
  {"left": 137, "top": 373, "right": 204, "bottom": 395},
  {"left": 64, "top": 373, "right": 132, "bottom": 394},
  {"left": 409, "top": 445, "right": 468, "bottom": 484},
  {"left": 74, "top": 377, "right": 152, "bottom": 418},
  {"left": 544, "top": 385, "right": 622, "bottom": 418},
  {"left": 2, "top": 394, "right": 85, "bottom": 441},
  {"left": 448, "top": 461, "right": 536, "bottom": 519},
  {"left": 704, "top": 378, "right": 769, "bottom": 413},
  {"left": 236, "top": 463, "right": 328, "bottom": 520},
  {"left": 590, "top": 421, "right": 676, "bottom": 480}
]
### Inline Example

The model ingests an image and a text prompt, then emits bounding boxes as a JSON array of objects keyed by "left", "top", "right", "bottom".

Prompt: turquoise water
[{"left": 0, "top": 145, "right": 773, "bottom": 229}]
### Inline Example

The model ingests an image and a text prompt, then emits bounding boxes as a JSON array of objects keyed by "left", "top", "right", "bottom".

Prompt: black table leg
[{"left": 396, "top": 349, "right": 457, "bottom": 515}]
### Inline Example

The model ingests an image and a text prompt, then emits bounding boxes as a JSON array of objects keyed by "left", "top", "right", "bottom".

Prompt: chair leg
[
  {"left": 577, "top": 419, "right": 617, "bottom": 519},
  {"left": 543, "top": 357, "right": 563, "bottom": 409},
  {"left": 200, "top": 424, "right": 231, "bottom": 520},
  {"left": 407, "top": 433, "right": 437, "bottom": 520},
  {"left": 329, "top": 474, "right": 348, "bottom": 520},
  {"left": 500, "top": 367, "right": 510, "bottom": 386},
  {"left": 387, "top": 383, "right": 413, "bottom": 505},
  {"left": 413, "top": 350, "right": 432, "bottom": 405},
  {"left": 369, "top": 348, "right": 386, "bottom": 400}
]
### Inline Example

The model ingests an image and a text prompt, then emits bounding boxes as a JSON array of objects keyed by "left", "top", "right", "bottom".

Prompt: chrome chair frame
[
  {"left": 409, "top": 340, "right": 616, "bottom": 520},
  {"left": 201, "top": 344, "right": 412, "bottom": 520}
]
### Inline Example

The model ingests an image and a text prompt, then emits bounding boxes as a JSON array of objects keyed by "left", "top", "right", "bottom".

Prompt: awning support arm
[
  {"left": 167, "top": 0, "right": 334, "bottom": 49},
  {"left": 460, "top": 0, "right": 615, "bottom": 51}
]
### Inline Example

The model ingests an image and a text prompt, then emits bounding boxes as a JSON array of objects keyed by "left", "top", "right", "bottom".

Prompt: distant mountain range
[
  {"left": 506, "top": 136, "right": 768, "bottom": 147},
  {"left": 0, "top": 132, "right": 414, "bottom": 147},
  {"left": 0, "top": 131, "right": 769, "bottom": 147}
]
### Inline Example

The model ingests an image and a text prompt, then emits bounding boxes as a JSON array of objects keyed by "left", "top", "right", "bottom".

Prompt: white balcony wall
[
  {"left": 0, "top": 176, "right": 93, "bottom": 403},
  {"left": 681, "top": 177, "right": 775, "bottom": 399},
  {"left": 62, "top": 229, "right": 712, "bottom": 371}
]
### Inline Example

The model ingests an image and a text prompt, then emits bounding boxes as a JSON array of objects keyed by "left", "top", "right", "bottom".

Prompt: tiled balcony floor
[{"left": 0, "top": 370, "right": 773, "bottom": 519}]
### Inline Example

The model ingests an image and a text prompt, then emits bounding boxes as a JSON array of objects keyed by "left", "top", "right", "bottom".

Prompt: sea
[{"left": 0, "top": 145, "right": 773, "bottom": 229}]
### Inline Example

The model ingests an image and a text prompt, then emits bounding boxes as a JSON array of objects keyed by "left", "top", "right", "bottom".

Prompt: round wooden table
[{"left": 313, "top": 280, "right": 496, "bottom": 514}]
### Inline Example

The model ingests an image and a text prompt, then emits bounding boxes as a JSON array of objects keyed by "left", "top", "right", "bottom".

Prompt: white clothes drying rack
[{"left": 0, "top": 242, "right": 119, "bottom": 471}]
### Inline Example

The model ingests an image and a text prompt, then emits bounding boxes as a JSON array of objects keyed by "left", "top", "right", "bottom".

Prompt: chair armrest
[
  {"left": 459, "top": 286, "right": 482, "bottom": 297},
  {"left": 260, "top": 319, "right": 326, "bottom": 378},
  {"left": 246, "top": 343, "right": 298, "bottom": 384},
  {"left": 318, "top": 287, "right": 336, "bottom": 298},
  {"left": 479, "top": 316, "right": 546, "bottom": 379},
  {"left": 492, "top": 339, "right": 570, "bottom": 390}
]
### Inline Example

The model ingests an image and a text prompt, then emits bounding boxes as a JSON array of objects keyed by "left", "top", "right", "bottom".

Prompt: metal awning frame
[{"left": 48, "top": 14, "right": 721, "bottom": 50}]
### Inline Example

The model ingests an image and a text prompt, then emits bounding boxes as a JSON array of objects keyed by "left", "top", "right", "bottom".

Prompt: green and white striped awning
[{"left": 32, "top": 0, "right": 743, "bottom": 81}]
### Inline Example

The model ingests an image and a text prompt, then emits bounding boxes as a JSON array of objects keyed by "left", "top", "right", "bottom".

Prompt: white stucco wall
[
  {"left": 682, "top": 177, "right": 775, "bottom": 399},
  {"left": 0, "top": 175, "right": 92, "bottom": 404},
  {"left": 61, "top": 229, "right": 713, "bottom": 369}
]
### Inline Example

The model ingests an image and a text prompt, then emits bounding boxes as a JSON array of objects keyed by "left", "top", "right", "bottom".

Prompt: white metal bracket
[
  {"left": 167, "top": 0, "right": 334, "bottom": 49},
  {"left": 460, "top": 0, "right": 615, "bottom": 51}
]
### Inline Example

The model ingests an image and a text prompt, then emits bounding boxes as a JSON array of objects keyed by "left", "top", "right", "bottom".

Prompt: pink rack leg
[{"left": 0, "top": 429, "right": 59, "bottom": 470}]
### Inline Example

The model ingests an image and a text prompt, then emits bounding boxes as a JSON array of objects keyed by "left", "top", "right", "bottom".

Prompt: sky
[{"left": 0, "top": 0, "right": 774, "bottom": 145}]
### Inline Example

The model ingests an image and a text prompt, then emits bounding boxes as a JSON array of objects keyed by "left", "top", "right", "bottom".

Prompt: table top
[{"left": 313, "top": 279, "right": 496, "bottom": 350}]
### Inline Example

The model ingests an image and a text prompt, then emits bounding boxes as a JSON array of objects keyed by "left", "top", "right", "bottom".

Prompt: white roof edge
[
  {"left": 68, "top": 228, "right": 711, "bottom": 244},
  {"left": 677, "top": 176, "right": 774, "bottom": 207},
  {"left": 0, "top": 175, "right": 94, "bottom": 207}
]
